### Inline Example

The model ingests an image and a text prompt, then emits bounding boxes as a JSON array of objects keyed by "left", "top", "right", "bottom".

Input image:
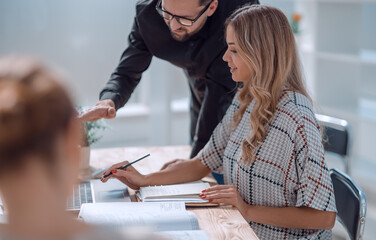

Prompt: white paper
[
  {"left": 139, "top": 181, "right": 210, "bottom": 203},
  {"left": 156, "top": 230, "right": 210, "bottom": 240},
  {"left": 0, "top": 215, "right": 5, "bottom": 224},
  {"left": 78, "top": 202, "right": 199, "bottom": 231},
  {"left": 0, "top": 196, "right": 3, "bottom": 215},
  {"left": 0, "top": 196, "right": 6, "bottom": 223}
]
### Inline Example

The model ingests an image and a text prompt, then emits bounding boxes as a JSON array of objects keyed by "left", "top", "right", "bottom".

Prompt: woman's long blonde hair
[{"left": 226, "top": 5, "right": 311, "bottom": 164}]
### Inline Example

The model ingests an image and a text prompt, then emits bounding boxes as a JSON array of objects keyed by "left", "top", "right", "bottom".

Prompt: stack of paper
[
  {"left": 79, "top": 202, "right": 210, "bottom": 239},
  {"left": 0, "top": 196, "right": 6, "bottom": 224},
  {"left": 0, "top": 196, "right": 3, "bottom": 215},
  {"left": 138, "top": 181, "right": 210, "bottom": 203}
]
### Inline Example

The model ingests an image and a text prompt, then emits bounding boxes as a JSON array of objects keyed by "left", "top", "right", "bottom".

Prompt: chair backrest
[
  {"left": 330, "top": 168, "right": 367, "bottom": 240},
  {"left": 316, "top": 114, "right": 351, "bottom": 174}
]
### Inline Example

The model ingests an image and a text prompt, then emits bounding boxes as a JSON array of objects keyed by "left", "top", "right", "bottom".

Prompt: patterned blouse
[{"left": 198, "top": 91, "right": 337, "bottom": 240}]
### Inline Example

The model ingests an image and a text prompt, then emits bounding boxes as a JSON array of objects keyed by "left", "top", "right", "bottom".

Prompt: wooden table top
[{"left": 90, "top": 145, "right": 259, "bottom": 240}]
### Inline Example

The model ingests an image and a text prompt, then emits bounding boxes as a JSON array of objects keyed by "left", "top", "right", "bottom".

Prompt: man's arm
[
  {"left": 79, "top": 16, "right": 152, "bottom": 122},
  {"left": 100, "top": 17, "right": 153, "bottom": 110}
]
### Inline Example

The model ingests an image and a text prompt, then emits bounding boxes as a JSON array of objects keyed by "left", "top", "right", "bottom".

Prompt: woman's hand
[
  {"left": 202, "top": 185, "right": 336, "bottom": 229},
  {"left": 101, "top": 161, "right": 147, "bottom": 190},
  {"left": 100, "top": 157, "right": 211, "bottom": 190},
  {"left": 200, "top": 185, "right": 249, "bottom": 215},
  {"left": 160, "top": 159, "right": 185, "bottom": 170}
]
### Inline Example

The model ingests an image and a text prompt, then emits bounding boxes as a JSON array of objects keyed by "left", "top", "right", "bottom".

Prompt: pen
[{"left": 101, "top": 153, "right": 150, "bottom": 179}]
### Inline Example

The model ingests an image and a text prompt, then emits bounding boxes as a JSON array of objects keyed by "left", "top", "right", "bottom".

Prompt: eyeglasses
[{"left": 155, "top": 0, "right": 213, "bottom": 27}]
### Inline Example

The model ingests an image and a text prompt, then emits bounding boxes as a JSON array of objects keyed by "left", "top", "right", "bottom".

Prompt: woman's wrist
[
  {"left": 142, "top": 173, "right": 154, "bottom": 187},
  {"left": 238, "top": 200, "right": 252, "bottom": 221}
]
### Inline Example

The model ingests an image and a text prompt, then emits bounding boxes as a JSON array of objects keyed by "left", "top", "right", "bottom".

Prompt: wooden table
[{"left": 90, "top": 145, "right": 259, "bottom": 240}]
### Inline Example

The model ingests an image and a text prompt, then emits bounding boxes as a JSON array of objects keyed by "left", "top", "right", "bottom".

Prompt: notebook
[
  {"left": 0, "top": 196, "right": 3, "bottom": 216},
  {"left": 0, "top": 196, "right": 4, "bottom": 223},
  {"left": 67, "top": 178, "right": 131, "bottom": 211},
  {"left": 136, "top": 181, "right": 216, "bottom": 206},
  {"left": 78, "top": 202, "right": 210, "bottom": 240}
]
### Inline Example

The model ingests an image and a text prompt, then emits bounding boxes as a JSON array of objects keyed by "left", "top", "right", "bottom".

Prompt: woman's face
[{"left": 223, "top": 25, "right": 253, "bottom": 82}]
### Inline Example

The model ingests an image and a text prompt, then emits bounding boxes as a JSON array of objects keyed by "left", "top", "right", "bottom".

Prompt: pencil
[{"left": 101, "top": 153, "right": 150, "bottom": 179}]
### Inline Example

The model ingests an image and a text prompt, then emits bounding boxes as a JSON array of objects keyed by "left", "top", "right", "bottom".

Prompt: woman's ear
[{"left": 207, "top": 0, "right": 218, "bottom": 17}]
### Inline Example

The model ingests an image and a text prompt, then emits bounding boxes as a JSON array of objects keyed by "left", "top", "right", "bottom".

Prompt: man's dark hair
[{"left": 199, "top": 0, "right": 212, "bottom": 6}]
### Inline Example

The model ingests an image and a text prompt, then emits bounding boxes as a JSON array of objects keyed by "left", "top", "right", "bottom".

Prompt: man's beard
[
  {"left": 170, "top": 30, "right": 191, "bottom": 42},
  {"left": 167, "top": 17, "right": 207, "bottom": 42},
  {"left": 166, "top": 16, "right": 206, "bottom": 42}
]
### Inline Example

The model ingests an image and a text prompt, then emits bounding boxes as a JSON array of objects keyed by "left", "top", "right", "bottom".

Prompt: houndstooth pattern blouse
[{"left": 198, "top": 91, "right": 337, "bottom": 240}]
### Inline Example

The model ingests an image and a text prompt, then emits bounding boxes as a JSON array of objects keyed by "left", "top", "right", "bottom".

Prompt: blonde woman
[
  {"left": 0, "top": 57, "right": 124, "bottom": 240},
  {"left": 102, "top": 5, "right": 337, "bottom": 239}
]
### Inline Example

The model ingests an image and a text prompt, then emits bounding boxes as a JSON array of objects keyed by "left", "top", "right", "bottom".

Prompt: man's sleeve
[{"left": 100, "top": 17, "right": 152, "bottom": 110}]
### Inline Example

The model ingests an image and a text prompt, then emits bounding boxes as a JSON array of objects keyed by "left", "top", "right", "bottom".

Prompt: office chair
[
  {"left": 316, "top": 114, "right": 351, "bottom": 174},
  {"left": 330, "top": 168, "right": 367, "bottom": 240}
]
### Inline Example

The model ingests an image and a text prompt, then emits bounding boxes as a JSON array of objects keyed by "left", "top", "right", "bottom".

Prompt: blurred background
[{"left": 0, "top": 0, "right": 375, "bottom": 239}]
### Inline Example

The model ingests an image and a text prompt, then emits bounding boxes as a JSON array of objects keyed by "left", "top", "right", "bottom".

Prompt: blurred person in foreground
[
  {"left": 0, "top": 56, "right": 126, "bottom": 240},
  {"left": 102, "top": 5, "right": 337, "bottom": 239}
]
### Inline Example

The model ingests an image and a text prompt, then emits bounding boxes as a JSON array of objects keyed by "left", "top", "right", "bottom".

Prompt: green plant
[
  {"left": 78, "top": 107, "right": 109, "bottom": 147},
  {"left": 82, "top": 119, "right": 109, "bottom": 146}
]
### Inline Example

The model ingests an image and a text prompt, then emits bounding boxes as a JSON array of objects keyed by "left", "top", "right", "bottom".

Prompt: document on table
[
  {"left": 0, "top": 196, "right": 5, "bottom": 224},
  {"left": 0, "top": 196, "right": 3, "bottom": 215},
  {"left": 79, "top": 202, "right": 200, "bottom": 232},
  {"left": 138, "top": 181, "right": 210, "bottom": 203},
  {"left": 156, "top": 230, "right": 210, "bottom": 240}
]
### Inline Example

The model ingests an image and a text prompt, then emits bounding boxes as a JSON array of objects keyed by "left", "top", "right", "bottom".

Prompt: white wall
[
  {"left": 0, "top": 0, "right": 191, "bottom": 148},
  {"left": 0, "top": 0, "right": 135, "bottom": 105}
]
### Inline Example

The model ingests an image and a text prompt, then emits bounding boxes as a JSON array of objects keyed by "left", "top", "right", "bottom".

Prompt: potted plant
[
  {"left": 81, "top": 119, "right": 109, "bottom": 147},
  {"left": 78, "top": 107, "right": 109, "bottom": 174}
]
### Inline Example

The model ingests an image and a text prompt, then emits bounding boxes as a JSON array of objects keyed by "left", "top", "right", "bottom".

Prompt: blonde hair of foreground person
[{"left": 0, "top": 56, "right": 125, "bottom": 240}]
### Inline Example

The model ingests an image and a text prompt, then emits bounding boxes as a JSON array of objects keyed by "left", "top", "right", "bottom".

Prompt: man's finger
[
  {"left": 107, "top": 107, "right": 116, "bottom": 119},
  {"left": 78, "top": 108, "right": 107, "bottom": 121},
  {"left": 79, "top": 105, "right": 116, "bottom": 122}
]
